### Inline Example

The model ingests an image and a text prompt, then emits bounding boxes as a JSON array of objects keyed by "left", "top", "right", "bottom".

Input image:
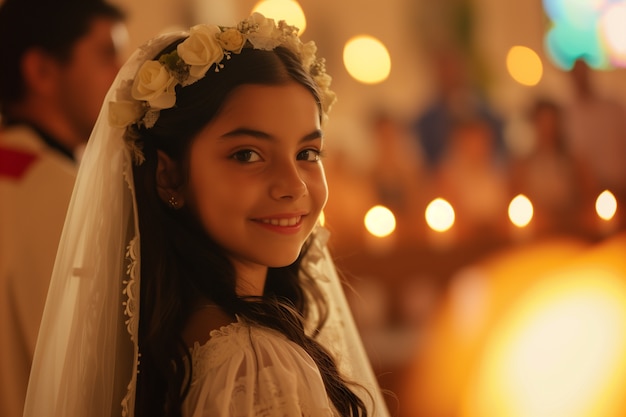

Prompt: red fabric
[{"left": 0, "top": 146, "right": 38, "bottom": 180}]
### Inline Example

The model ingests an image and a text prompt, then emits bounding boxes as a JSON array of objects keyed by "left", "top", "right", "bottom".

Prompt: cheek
[
  {"left": 307, "top": 166, "right": 329, "bottom": 210},
  {"left": 186, "top": 166, "right": 254, "bottom": 228}
]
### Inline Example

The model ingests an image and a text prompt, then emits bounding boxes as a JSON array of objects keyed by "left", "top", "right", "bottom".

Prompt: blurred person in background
[
  {"left": 0, "top": 0, "right": 125, "bottom": 415},
  {"left": 433, "top": 117, "right": 510, "bottom": 241},
  {"left": 412, "top": 47, "right": 506, "bottom": 173},
  {"left": 511, "top": 98, "right": 595, "bottom": 237},
  {"left": 563, "top": 59, "right": 626, "bottom": 228},
  {"left": 368, "top": 109, "right": 425, "bottom": 217}
]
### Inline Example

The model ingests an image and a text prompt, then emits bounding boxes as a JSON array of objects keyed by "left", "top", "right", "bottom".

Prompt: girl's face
[{"left": 184, "top": 82, "right": 327, "bottom": 289}]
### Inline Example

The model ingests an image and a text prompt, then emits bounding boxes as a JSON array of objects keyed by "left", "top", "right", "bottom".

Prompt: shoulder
[
  {"left": 0, "top": 126, "right": 41, "bottom": 180},
  {"left": 183, "top": 319, "right": 334, "bottom": 416},
  {"left": 0, "top": 126, "right": 75, "bottom": 182},
  {"left": 188, "top": 318, "right": 308, "bottom": 375},
  {"left": 182, "top": 304, "right": 236, "bottom": 347}
]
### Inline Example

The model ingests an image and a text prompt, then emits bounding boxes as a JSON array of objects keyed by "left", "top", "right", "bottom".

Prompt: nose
[{"left": 269, "top": 160, "right": 307, "bottom": 200}]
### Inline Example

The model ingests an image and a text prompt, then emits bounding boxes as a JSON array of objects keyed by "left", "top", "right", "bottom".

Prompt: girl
[{"left": 23, "top": 13, "right": 388, "bottom": 417}]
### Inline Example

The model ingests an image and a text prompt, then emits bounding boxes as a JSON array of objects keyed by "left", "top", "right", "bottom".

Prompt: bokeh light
[
  {"left": 596, "top": 190, "right": 617, "bottom": 220},
  {"left": 318, "top": 210, "right": 325, "bottom": 227},
  {"left": 343, "top": 35, "right": 391, "bottom": 84},
  {"left": 364, "top": 205, "right": 396, "bottom": 238},
  {"left": 425, "top": 198, "right": 455, "bottom": 232},
  {"left": 543, "top": 0, "right": 626, "bottom": 69},
  {"left": 508, "top": 194, "right": 533, "bottom": 228},
  {"left": 252, "top": 0, "right": 306, "bottom": 35},
  {"left": 599, "top": 2, "right": 626, "bottom": 67},
  {"left": 462, "top": 268, "right": 626, "bottom": 417},
  {"left": 507, "top": 46, "right": 544, "bottom": 86}
]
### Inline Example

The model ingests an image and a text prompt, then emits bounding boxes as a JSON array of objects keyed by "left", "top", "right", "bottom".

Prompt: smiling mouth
[{"left": 257, "top": 216, "right": 302, "bottom": 227}]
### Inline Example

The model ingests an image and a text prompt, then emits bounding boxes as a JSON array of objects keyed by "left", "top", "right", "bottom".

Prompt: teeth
[{"left": 260, "top": 216, "right": 301, "bottom": 226}]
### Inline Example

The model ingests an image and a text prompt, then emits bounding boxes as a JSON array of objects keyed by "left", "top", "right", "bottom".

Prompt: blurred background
[{"left": 28, "top": 0, "right": 626, "bottom": 415}]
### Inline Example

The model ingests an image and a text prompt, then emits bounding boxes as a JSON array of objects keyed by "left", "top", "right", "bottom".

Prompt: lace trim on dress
[
  {"left": 121, "top": 155, "right": 141, "bottom": 417},
  {"left": 186, "top": 319, "right": 332, "bottom": 417}
]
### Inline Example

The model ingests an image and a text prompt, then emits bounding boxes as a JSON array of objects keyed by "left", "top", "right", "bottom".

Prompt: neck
[
  {"left": 6, "top": 100, "right": 86, "bottom": 153},
  {"left": 234, "top": 263, "right": 268, "bottom": 297}
]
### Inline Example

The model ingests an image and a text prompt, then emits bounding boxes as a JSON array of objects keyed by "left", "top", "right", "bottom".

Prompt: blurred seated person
[
  {"left": 564, "top": 59, "right": 626, "bottom": 222},
  {"left": 368, "top": 109, "right": 426, "bottom": 216},
  {"left": 413, "top": 46, "right": 506, "bottom": 172},
  {"left": 434, "top": 118, "right": 510, "bottom": 241},
  {"left": 511, "top": 98, "right": 595, "bottom": 236}
]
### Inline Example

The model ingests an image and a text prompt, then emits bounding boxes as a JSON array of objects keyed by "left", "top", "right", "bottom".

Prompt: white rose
[
  {"left": 177, "top": 24, "right": 224, "bottom": 82},
  {"left": 108, "top": 100, "right": 144, "bottom": 128},
  {"left": 131, "top": 60, "right": 177, "bottom": 109},
  {"left": 217, "top": 28, "right": 246, "bottom": 53},
  {"left": 246, "top": 13, "right": 282, "bottom": 50},
  {"left": 314, "top": 72, "right": 332, "bottom": 90}
]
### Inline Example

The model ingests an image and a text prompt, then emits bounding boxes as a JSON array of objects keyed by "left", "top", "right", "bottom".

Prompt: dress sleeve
[{"left": 181, "top": 322, "right": 335, "bottom": 417}]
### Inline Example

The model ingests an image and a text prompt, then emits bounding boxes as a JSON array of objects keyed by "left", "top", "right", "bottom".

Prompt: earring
[{"left": 168, "top": 195, "right": 180, "bottom": 209}]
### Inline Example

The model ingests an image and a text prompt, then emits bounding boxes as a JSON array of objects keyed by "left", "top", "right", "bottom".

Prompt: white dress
[{"left": 182, "top": 318, "right": 335, "bottom": 417}]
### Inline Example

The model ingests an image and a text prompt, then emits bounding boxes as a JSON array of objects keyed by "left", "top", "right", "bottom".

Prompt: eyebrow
[{"left": 220, "top": 127, "right": 323, "bottom": 143}]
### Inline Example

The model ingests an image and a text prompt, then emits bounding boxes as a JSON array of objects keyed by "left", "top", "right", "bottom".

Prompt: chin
[{"left": 265, "top": 252, "right": 302, "bottom": 269}]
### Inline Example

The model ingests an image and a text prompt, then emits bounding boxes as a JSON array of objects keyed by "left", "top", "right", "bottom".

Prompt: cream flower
[
  {"left": 109, "top": 100, "right": 144, "bottom": 128},
  {"left": 177, "top": 24, "right": 224, "bottom": 83},
  {"left": 246, "top": 13, "right": 282, "bottom": 50},
  {"left": 131, "top": 60, "right": 177, "bottom": 109},
  {"left": 277, "top": 21, "right": 301, "bottom": 52},
  {"left": 109, "top": 12, "right": 338, "bottom": 160},
  {"left": 217, "top": 28, "right": 246, "bottom": 53},
  {"left": 300, "top": 41, "right": 318, "bottom": 69},
  {"left": 314, "top": 72, "right": 332, "bottom": 90}
]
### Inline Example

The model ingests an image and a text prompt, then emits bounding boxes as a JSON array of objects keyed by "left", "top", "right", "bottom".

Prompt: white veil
[{"left": 23, "top": 29, "right": 389, "bottom": 417}]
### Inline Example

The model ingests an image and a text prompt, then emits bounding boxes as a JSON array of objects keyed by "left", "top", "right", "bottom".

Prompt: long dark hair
[{"left": 131, "top": 40, "right": 367, "bottom": 417}]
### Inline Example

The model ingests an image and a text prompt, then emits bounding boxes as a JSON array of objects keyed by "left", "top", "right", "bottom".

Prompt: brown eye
[
  {"left": 231, "top": 150, "right": 261, "bottom": 162},
  {"left": 297, "top": 149, "right": 320, "bottom": 162}
]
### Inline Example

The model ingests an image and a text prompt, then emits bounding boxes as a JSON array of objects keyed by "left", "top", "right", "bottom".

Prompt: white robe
[{"left": 0, "top": 126, "right": 76, "bottom": 417}]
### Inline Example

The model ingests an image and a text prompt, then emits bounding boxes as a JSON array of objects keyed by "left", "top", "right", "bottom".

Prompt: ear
[
  {"left": 156, "top": 150, "right": 185, "bottom": 208},
  {"left": 21, "top": 48, "right": 61, "bottom": 97}
]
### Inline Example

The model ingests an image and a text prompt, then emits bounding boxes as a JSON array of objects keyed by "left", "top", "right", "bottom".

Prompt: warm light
[
  {"left": 600, "top": 3, "right": 626, "bottom": 66},
  {"left": 425, "top": 198, "right": 455, "bottom": 232},
  {"left": 462, "top": 268, "right": 626, "bottom": 417},
  {"left": 364, "top": 205, "right": 396, "bottom": 237},
  {"left": 508, "top": 194, "right": 533, "bottom": 227},
  {"left": 507, "top": 46, "right": 543, "bottom": 86},
  {"left": 318, "top": 210, "right": 325, "bottom": 227},
  {"left": 542, "top": 0, "right": 626, "bottom": 69},
  {"left": 596, "top": 190, "right": 617, "bottom": 220},
  {"left": 252, "top": 0, "right": 306, "bottom": 35},
  {"left": 343, "top": 35, "right": 391, "bottom": 84}
]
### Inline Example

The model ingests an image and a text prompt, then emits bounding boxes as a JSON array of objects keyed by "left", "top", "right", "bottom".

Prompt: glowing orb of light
[
  {"left": 507, "top": 46, "right": 544, "bottom": 86},
  {"left": 425, "top": 198, "right": 455, "bottom": 232},
  {"left": 252, "top": 0, "right": 306, "bottom": 35},
  {"left": 364, "top": 205, "right": 396, "bottom": 238},
  {"left": 508, "top": 194, "right": 533, "bottom": 228},
  {"left": 343, "top": 35, "right": 391, "bottom": 84},
  {"left": 596, "top": 190, "right": 617, "bottom": 220},
  {"left": 462, "top": 268, "right": 626, "bottom": 417}
]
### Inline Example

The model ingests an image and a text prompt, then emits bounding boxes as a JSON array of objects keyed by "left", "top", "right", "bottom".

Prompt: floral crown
[{"left": 109, "top": 13, "right": 336, "bottom": 156}]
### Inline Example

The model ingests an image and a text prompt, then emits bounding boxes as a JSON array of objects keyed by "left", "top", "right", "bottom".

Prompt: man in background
[{"left": 0, "top": 1, "right": 125, "bottom": 415}]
